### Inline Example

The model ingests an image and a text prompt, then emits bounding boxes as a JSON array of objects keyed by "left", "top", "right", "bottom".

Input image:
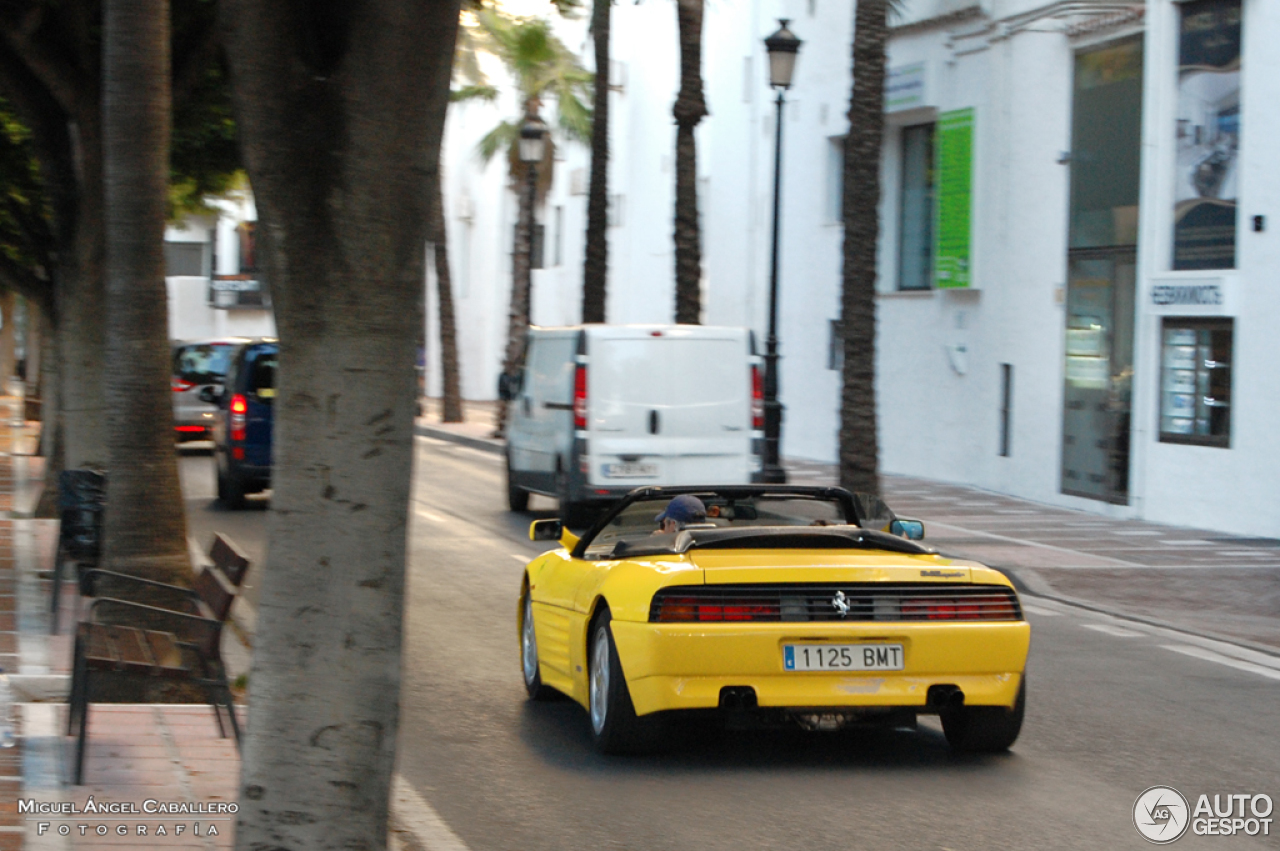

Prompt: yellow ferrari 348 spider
[{"left": 518, "top": 486, "right": 1029, "bottom": 754}]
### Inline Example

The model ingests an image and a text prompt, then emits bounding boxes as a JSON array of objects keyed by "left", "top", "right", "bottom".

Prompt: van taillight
[
  {"left": 573, "top": 365, "right": 587, "bottom": 429},
  {"left": 171, "top": 377, "right": 195, "bottom": 392},
  {"left": 230, "top": 393, "right": 247, "bottom": 442},
  {"left": 751, "top": 366, "right": 764, "bottom": 430}
]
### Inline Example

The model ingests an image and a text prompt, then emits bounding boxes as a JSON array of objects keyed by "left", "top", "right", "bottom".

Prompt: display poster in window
[
  {"left": 934, "top": 108, "right": 973, "bottom": 289},
  {"left": 1173, "top": 0, "right": 1241, "bottom": 270}
]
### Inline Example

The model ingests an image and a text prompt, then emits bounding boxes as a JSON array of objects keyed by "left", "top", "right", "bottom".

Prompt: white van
[{"left": 502, "top": 325, "right": 764, "bottom": 525}]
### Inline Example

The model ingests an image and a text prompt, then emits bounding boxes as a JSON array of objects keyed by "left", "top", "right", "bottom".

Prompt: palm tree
[
  {"left": 221, "top": 1, "right": 460, "bottom": 845},
  {"left": 101, "top": 0, "right": 190, "bottom": 578},
  {"left": 471, "top": 11, "right": 591, "bottom": 435},
  {"left": 672, "top": 0, "right": 706, "bottom": 324},
  {"left": 581, "top": 0, "right": 610, "bottom": 323},
  {"left": 838, "top": 0, "right": 892, "bottom": 496}
]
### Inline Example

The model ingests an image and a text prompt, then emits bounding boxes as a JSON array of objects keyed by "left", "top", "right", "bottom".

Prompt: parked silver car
[{"left": 171, "top": 338, "right": 249, "bottom": 442}]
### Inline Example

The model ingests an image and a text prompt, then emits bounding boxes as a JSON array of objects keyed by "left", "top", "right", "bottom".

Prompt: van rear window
[{"left": 174, "top": 344, "right": 234, "bottom": 384}]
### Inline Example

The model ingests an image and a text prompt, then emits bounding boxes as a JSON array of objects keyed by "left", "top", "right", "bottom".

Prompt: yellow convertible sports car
[{"left": 518, "top": 486, "right": 1030, "bottom": 754}]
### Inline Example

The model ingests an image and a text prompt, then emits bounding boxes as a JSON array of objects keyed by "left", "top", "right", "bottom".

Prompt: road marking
[
  {"left": 927, "top": 520, "right": 1140, "bottom": 567},
  {"left": 414, "top": 506, "right": 446, "bottom": 523},
  {"left": 1021, "top": 604, "right": 1063, "bottom": 617},
  {"left": 510, "top": 554, "right": 528, "bottom": 564},
  {"left": 1112, "top": 530, "right": 1163, "bottom": 536},
  {"left": 1081, "top": 623, "right": 1145, "bottom": 637},
  {"left": 1161, "top": 645, "right": 1280, "bottom": 682},
  {"left": 392, "top": 773, "right": 472, "bottom": 851},
  {"left": 417, "top": 436, "right": 449, "bottom": 446}
]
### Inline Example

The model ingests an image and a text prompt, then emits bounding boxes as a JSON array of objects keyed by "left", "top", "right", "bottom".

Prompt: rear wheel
[
  {"left": 588, "top": 609, "right": 662, "bottom": 754},
  {"left": 556, "top": 468, "right": 592, "bottom": 529},
  {"left": 521, "top": 594, "right": 555, "bottom": 701},
  {"left": 507, "top": 455, "right": 529, "bottom": 512},
  {"left": 217, "top": 465, "right": 247, "bottom": 510},
  {"left": 941, "top": 678, "right": 1026, "bottom": 753}
]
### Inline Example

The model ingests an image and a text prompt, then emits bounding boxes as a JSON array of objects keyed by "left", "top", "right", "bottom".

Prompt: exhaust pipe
[
  {"left": 927, "top": 684, "right": 965, "bottom": 710},
  {"left": 718, "top": 686, "right": 758, "bottom": 711}
]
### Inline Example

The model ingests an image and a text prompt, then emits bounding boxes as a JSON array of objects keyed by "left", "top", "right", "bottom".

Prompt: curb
[
  {"left": 1004, "top": 567, "right": 1280, "bottom": 661},
  {"left": 413, "top": 422, "right": 504, "bottom": 455}
]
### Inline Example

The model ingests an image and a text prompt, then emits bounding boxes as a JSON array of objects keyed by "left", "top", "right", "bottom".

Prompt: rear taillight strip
[{"left": 651, "top": 585, "right": 1022, "bottom": 623}]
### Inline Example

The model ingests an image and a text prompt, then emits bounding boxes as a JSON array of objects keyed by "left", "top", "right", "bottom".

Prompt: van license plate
[
  {"left": 783, "top": 644, "right": 904, "bottom": 671},
  {"left": 604, "top": 463, "right": 658, "bottom": 478}
]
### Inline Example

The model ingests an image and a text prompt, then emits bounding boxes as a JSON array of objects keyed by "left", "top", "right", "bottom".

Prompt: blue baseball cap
[{"left": 655, "top": 495, "right": 706, "bottom": 524}]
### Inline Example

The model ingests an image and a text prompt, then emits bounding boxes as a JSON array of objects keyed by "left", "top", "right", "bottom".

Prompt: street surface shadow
[{"left": 517, "top": 700, "right": 1021, "bottom": 775}]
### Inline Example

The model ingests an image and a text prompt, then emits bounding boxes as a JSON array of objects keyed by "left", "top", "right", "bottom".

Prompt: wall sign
[
  {"left": 1173, "top": 0, "right": 1241, "bottom": 270},
  {"left": 1147, "top": 276, "right": 1235, "bottom": 315},
  {"left": 934, "top": 108, "right": 974, "bottom": 289},
  {"left": 885, "top": 63, "right": 926, "bottom": 112}
]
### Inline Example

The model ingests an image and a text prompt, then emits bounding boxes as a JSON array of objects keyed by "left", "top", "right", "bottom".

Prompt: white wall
[{"left": 432, "top": 0, "right": 1279, "bottom": 536}]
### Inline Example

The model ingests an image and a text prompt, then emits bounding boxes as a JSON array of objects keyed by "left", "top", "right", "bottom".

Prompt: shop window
[
  {"left": 898, "top": 123, "right": 934, "bottom": 291},
  {"left": 1159, "top": 319, "right": 1232, "bottom": 447}
]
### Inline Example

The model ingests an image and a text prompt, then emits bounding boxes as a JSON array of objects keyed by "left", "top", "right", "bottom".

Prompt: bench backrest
[
  {"left": 193, "top": 566, "right": 237, "bottom": 623},
  {"left": 209, "top": 534, "right": 251, "bottom": 587}
]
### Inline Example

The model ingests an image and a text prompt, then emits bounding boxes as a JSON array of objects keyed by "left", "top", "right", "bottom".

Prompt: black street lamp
[
  {"left": 762, "top": 20, "right": 800, "bottom": 484},
  {"left": 518, "top": 112, "right": 548, "bottom": 324}
]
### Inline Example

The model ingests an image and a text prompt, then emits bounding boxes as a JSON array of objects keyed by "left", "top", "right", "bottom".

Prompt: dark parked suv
[{"left": 203, "top": 339, "right": 277, "bottom": 509}]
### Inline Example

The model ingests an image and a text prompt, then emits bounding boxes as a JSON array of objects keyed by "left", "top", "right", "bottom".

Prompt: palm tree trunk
[
  {"left": 57, "top": 112, "right": 109, "bottom": 473},
  {"left": 429, "top": 163, "right": 463, "bottom": 422},
  {"left": 581, "top": 0, "right": 610, "bottom": 323},
  {"left": 100, "top": 0, "right": 189, "bottom": 580},
  {"left": 0, "top": 291, "right": 16, "bottom": 385},
  {"left": 223, "top": 2, "right": 459, "bottom": 846},
  {"left": 672, "top": 0, "right": 707, "bottom": 324},
  {"left": 838, "top": 0, "right": 889, "bottom": 497},
  {"left": 495, "top": 159, "right": 536, "bottom": 438}
]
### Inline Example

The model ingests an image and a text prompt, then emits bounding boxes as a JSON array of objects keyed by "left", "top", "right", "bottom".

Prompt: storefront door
[{"left": 1061, "top": 251, "right": 1135, "bottom": 503}]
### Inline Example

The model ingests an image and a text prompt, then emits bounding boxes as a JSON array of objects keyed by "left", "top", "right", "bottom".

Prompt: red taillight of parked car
[
  {"left": 230, "top": 393, "right": 248, "bottom": 442},
  {"left": 900, "top": 595, "right": 1018, "bottom": 621},
  {"left": 573, "top": 365, "right": 587, "bottom": 430},
  {"left": 751, "top": 366, "right": 764, "bottom": 430},
  {"left": 171, "top": 377, "right": 195, "bottom": 392},
  {"left": 656, "top": 596, "right": 780, "bottom": 622}
]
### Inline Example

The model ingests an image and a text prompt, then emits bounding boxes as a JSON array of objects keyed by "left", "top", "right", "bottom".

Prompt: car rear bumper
[{"left": 609, "top": 619, "right": 1030, "bottom": 716}]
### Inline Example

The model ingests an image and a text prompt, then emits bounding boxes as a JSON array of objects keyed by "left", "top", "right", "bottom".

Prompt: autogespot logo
[{"left": 1134, "top": 786, "right": 1190, "bottom": 844}]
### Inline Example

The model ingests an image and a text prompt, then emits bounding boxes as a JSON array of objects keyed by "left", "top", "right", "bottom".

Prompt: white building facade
[
  {"left": 164, "top": 191, "right": 275, "bottom": 342},
  {"left": 432, "top": 0, "right": 1278, "bottom": 538}
]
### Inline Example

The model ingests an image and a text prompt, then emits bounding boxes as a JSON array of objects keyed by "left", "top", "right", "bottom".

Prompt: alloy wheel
[
  {"left": 522, "top": 596, "right": 539, "bottom": 686},
  {"left": 589, "top": 624, "right": 610, "bottom": 734}
]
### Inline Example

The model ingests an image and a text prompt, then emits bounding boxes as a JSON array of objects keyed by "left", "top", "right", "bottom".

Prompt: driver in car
[{"left": 654, "top": 494, "right": 707, "bottom": 534}]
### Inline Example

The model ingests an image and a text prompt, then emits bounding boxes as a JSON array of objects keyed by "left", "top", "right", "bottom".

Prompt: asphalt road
[{"left": 180, "top": 436, "right": 1280, "bottom": 850}]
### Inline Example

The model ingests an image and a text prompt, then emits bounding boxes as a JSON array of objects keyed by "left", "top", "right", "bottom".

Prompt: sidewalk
[
  {"left": 418, "top": 397, "right": 1280, "bottom": 654},
  {"left": 0, "top": 395, "right": 240, "bottom": 850}
]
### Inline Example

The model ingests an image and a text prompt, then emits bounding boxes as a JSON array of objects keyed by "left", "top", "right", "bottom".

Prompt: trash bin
[{"left": 58, "top": 468, "right": 106, "bottom": 562}]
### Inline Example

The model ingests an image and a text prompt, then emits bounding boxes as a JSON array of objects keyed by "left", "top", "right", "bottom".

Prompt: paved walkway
[
  {"left": 417, "top": 397, "right": 1280, "bottom": 652},
  {"left": 0, "top": 394, "right": 241, "bottom": 850}
]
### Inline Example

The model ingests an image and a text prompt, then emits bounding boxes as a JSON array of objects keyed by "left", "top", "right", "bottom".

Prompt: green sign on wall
[{"left": 935, "top": 108, "right": 974, "bottom": 289}]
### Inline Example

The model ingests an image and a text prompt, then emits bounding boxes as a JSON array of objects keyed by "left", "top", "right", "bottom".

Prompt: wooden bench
[{"left": 66, "top": 535, "right": 251, "bottom": 785}]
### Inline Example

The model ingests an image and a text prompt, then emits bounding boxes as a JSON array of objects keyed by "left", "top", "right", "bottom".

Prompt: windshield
[
  {"left": 174, "top": 343, "right": 236, "bottom": 384},
  {"left": 583, "top": 493, "right": 850, "bottom": 558}
]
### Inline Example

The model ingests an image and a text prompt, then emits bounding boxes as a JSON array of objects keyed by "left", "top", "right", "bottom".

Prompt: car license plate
[
  {"left": 603, "top": 462, "right": 658, "bottom": 478},
  {"left": 783, "top": 644, "right": 904, "bottom": 672}
]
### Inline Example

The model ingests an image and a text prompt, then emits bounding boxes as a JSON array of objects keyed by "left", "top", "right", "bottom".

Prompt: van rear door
[{"left": 587, "top": 327, "right": 752, "bottom": 486}]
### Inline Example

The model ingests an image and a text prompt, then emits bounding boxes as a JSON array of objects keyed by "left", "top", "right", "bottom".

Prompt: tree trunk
[
  {"left": 0, "top": 291, "right": 16, "bottom": 387},
  {"left": 222, "top": 2, "right": 459, "bottom": 847},
  {"left": 100, "top": 0, "right": 189, "bottom": 580},
  {"left": 838, "top": 0, "right": 889, "bottom": 497},
  {"left": 57, "top": 113, "right": 109, "bottom": 472},
  {"left": 494, "top": 159, "right": 536, "bottom": 438},
  {"left": 429, "top": 161, "right": 463, "bottom": 423},
  {"left": 672, "top": 0, "right": 706, "bottom": 325},
  {"left": 581, "top": 0, "right": 610, "bottom": 324}
]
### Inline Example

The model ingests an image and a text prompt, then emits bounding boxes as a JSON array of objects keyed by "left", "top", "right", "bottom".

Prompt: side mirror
[
  {"left": 498, "top": 372, "right": 523, "bottom": 402},
  {"left": 890, "top": 518, "right": 925, "bottom": 541},
  {"left": 529, "top": 519, "right": 563, "bottom": 542},
  {"left": 198, "top": 385, "right": 223, "bottom": 405}
]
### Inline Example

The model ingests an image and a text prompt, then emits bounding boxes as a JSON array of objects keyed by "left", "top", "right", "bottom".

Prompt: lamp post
[
  {"left": 762, "top": 20, "right": 800, "bottom": 484},
  {"left": 518, "top": 112, "right": 548, "bottom": 325}
]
